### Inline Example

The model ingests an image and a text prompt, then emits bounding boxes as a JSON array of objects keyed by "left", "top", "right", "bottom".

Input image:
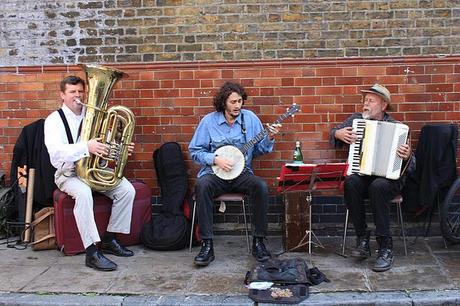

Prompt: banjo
[{"left": 212, "top": 104, "right": 300, "bottom": 180}]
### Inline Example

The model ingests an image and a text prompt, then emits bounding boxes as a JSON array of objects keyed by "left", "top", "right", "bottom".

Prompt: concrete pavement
[{"left": 0, "top": 235, "right": 459, "bottom": 305}]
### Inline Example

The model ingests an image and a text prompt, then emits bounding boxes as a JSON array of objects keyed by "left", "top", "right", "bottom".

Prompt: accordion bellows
[{"left": 347, "top": 119, "right": 409, "bottom": 180}]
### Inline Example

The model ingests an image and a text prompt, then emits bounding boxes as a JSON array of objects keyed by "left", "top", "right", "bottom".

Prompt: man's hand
[
  {"left": 397, "top": 143, "right": 411, "bottom": 161},
  {"left": 214, "top": 155, "right": 233, "bottom": 172},
  {"left": 335, "top": 127, "right": 357, "bottom": 144},
  {"left": 267, "top": 123, "right": 282, "bottom": 140},
  {"left": 87, "top": 138, "right": 110, "bottom": 158},
  {"left": 127, "top": 142, "right": 135, "bottom": 156}
]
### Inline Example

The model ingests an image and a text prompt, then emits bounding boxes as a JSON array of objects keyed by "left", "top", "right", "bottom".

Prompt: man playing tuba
[{"left": 44, "top": 75, "right": 136, "bottom": 271}]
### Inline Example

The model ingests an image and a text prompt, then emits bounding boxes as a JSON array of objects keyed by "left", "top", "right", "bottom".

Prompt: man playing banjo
[{"left": 188, "top": 81, "right": 282, "bottom": 267}]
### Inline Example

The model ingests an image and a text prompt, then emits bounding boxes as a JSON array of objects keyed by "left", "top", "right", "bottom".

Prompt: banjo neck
[
  {"left": 241, "top": 130, "right": 268, "bottom": 155},
  {"left": 241, "top": 107, "right": 298, "bottom": 154}
]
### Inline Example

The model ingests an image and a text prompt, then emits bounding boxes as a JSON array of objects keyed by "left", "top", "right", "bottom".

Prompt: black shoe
[
  {"left": 372, "top": 236, "right": 394, "bottom": 272},
  {"left": 101, "top": 238, "right": 134, "bottom": 257},
  {"left": 85, "top": 250, "right": 117, "bottom": 271},
  {"left": 350, "top": 230, "right": 371, "bottom": 259},
  {"left": 252, "top": 237, "right": 271, "bottom": 262},
  {"left": 194, "top": 239, "right": 215, "bottom": 267}
]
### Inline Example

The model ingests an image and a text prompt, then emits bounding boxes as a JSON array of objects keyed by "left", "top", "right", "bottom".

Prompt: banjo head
[{"left": 212, "top": 145, "right": 245, "bottom": 180}]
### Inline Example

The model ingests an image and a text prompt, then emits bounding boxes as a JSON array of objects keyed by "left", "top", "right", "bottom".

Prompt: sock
[
  {"left": 85, "top": 244, "right": 97, "bottom": 257},
  {"left": 102, "top": 232, "right": 115, "bottom": 243}
]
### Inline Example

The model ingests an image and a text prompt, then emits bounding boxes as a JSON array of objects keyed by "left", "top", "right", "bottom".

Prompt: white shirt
[{"left": 44, "top": 104, "right": 90, "bottom": 176}]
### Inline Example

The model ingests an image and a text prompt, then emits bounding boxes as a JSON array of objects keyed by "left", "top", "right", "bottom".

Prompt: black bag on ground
[
  {"left": 141, "top": 142, "right": 191, "bottom": 251},
  {"left": 245, "top": 258, "right": 329, "bottom": 304},
  {"left": 0, "top": 172, "right": 16, "bottom": 238}
]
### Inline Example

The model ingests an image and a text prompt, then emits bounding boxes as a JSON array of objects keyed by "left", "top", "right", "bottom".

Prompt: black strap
[
  {"left": 57, "top": 109, "right": 82, "bottom": 144},
  {"left": 57, "top": 109, "right": 74, "bottom": 144},
  {"left": 241, "top": 112, "right": 246, "bottom": 135},
  {"left": 240, "top": 112, "right": 247, "bottom": 143}
]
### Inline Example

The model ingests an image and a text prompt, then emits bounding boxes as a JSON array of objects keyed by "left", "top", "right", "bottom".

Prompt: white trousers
[{"left": 55, "top": 172, "right": 135, "bottom": 249}]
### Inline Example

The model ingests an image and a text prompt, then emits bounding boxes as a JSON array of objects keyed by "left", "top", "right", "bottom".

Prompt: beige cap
[{"left": 361, "top": 84, "right": 392, "bottom": 110}]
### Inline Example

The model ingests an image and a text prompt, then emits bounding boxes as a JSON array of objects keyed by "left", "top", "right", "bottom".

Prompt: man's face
[
  {"left": 362, "top": 93, "right": 387, "bottom": 120},
  {"left": 224, "top": 92, "right": 243, "bottom": 119},
  {"left": 61, "top": 83, "right": 85, "bottom": 115}
]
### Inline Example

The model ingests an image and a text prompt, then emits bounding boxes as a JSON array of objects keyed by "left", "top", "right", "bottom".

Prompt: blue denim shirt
[{"left": 188, "top": 109, "right": 275, "bottom": 178}]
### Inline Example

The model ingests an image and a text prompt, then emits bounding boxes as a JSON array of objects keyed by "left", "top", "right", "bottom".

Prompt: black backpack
[
  {"left": 0, "top": 172, "right": 16, "bottom": 238},
  {"left": 244, "top": 258, "right": 329, "bottom": 304},
  {"left": 140, "top": 142, "right": 191, "bottom": 250}
]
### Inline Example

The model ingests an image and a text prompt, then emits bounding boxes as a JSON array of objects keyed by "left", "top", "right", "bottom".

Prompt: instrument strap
[
  {"left": 399, "top": 133, "right": 412, "bottom": 177},
  {"left": 241, "top": 112, "right": 247, "bottom": 143},
  {"left": 57, "top": 108, "right": 82, "bottom": 144}
]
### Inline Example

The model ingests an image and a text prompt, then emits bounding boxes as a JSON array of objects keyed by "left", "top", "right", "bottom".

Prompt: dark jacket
[
  {"left": 407, "top": 124, "right": 458, "bottom": 212},
  {"left": 10, "top": 119, "right": 56, "bottom": 222}
]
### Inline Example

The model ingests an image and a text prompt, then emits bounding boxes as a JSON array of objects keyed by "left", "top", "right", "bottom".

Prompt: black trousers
[
  {"left": 344, "top": 174, "right": 403, "bottom": 238},
  {"left": 195, "top": 172, "right": 269, "bottom": 240}
]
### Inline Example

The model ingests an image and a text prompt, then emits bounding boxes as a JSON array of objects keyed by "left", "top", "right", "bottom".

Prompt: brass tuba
[{"left": 75, "top": 64, "right": 135, "bottom": 192}]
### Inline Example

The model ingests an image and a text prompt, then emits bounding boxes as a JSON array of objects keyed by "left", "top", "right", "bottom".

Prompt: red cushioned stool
[{"left": 53, "top": 180, "right": 151, "bottom": 255}]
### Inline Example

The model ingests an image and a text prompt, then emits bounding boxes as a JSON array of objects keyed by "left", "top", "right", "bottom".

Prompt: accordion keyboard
[{"left": 346, "top": 119, "right": 366, "bottom": 176}]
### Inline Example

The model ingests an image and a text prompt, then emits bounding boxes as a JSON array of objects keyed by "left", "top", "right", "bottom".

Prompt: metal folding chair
[
  {"left": 189, "top": 193, "right": 251, "bottom": 253},
  {"left": 342, "top": 194, "right": 407, "bottom": 256}
]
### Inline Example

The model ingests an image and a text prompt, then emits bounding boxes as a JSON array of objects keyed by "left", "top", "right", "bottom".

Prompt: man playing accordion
[{"left": 330, "top": 84, "right": 415, "bottom": 272}]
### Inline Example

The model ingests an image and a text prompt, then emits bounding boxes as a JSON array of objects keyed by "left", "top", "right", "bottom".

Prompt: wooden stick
[{"left": 23, "top": 168, "right": 35, "bottom": 243}]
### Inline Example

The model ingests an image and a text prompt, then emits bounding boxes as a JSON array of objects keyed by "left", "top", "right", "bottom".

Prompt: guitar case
[{"left": 141, "top": 142, "right": 196, "bottom": 250}]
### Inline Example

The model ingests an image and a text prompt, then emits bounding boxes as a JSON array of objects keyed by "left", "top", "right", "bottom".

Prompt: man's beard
[
  {"left": 229, "top": 110, "right": 240, "bottom": 119},
  {"left": 362, "top": 112, "right": 370, "bottom": 119}
]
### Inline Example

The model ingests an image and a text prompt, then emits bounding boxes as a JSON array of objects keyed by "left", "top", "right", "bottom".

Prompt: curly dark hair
[
  {"left": 213, "top": 82, "right": 247, "bottom": 112},
  {"left": 60, "top": 75, "right": 85, "bottom": 93}
]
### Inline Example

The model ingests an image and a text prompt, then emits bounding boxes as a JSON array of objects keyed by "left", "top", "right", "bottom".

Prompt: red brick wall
[{"left": 1, "top": 56, "right": 459, "bottom": 195}]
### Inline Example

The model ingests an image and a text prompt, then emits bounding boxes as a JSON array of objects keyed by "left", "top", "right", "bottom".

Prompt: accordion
[{"left": 346, "top": 119, "right": 409, "bottom": 180}]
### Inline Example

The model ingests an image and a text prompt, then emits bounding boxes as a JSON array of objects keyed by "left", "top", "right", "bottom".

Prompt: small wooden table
[{"left": 277, "top": 163, "right": 348, "bottom": 254}]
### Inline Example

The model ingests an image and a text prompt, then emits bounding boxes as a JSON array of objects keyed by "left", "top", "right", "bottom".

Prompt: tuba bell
[{"left": 75, "top": 64, "right": 135, "bottom": 192}]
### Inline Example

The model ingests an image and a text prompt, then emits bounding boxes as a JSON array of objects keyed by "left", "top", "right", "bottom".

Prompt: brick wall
[
  {"left": 1, "top": 56, "right": 459, "bottom": 234},
  {"left": 1, "top": 1, "right": 459, "bottom": 66}
]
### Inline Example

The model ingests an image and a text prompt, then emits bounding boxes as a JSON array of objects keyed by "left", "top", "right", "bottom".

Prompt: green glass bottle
[{"left": 293, "top": 141, "right": 303, "bottom": 164}]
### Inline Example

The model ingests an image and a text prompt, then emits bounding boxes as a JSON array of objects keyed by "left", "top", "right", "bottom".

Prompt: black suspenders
[{"left": 57, "top": 108, "right": 82, "bottom": 144}]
